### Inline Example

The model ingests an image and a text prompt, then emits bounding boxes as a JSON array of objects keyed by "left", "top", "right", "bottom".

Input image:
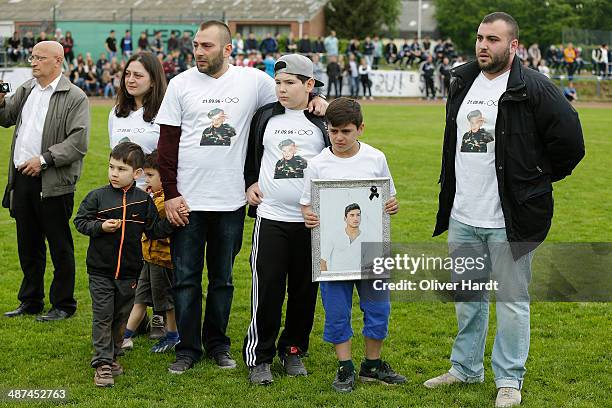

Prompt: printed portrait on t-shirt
[
  {"left": 200, "top": 108, "right": 237, "bottom": 146},
  {"left": 460, "top": 109, "right": 494, "bottom": 153},
  {"left": 274, "top": 138, "right": 307, "bottom": 179}
]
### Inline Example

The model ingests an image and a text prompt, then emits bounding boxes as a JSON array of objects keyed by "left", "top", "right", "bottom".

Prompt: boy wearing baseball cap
[{"left": 242, "top": 54, "right": 329, "bottom": 385}]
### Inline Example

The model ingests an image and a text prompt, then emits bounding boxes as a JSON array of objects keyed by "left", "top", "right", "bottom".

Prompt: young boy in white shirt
[
  {"left": 242, "top": 54, "right": 330, "bottom": 385},
  {"left": 300, "top": 97, "right": 406, "bottom": 393}
]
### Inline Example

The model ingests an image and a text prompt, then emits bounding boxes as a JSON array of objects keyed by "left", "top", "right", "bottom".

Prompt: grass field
[{"left": 0, "top": 103, "right": 610, "bottom": 407}]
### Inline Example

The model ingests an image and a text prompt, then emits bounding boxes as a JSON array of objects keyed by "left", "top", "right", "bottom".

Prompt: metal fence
[{"left": 562, "top": 28, "right": 612, "bottom": 46}]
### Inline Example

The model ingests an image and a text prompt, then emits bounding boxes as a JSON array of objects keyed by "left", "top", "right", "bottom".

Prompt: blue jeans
[
  {"left": 447, "top": 217, "right": 532, "bottom": 390},
  {"left": 350, "top": 76, "right": 359, "bottom": 97},
  {"left": 171, "top": 207, "right": 245, "bottom": 361}
]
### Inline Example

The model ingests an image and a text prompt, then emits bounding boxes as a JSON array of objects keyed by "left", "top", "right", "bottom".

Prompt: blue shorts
[{"left": 320, "top": 280, "right": 390, "bottom": 344}]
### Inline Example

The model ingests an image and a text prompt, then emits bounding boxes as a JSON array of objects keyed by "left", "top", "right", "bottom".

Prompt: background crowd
[{"left": 3, "top": 28, "right": 611, "bottom": 100}]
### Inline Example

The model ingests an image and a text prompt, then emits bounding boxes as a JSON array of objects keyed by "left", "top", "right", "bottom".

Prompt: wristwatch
[{"left": 39, "top": 155, "right": 48, "bottom": 170}]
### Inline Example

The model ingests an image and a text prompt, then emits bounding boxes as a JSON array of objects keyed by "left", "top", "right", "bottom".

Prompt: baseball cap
[{"left": 274, "top": 54, "right": 325, "bottom": 87}]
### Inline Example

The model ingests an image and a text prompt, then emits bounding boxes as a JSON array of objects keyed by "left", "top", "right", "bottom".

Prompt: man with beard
[
  {"left": 155, "top": 20, "right": 327, "bottom": 374},
  {"left": 427, "top": 12, "right": 584, "bottom": 408}
]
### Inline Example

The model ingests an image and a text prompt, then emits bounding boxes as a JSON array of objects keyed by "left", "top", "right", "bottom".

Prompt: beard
[
  {"left": 477, "top": 44, "right": 511, "bottom": 74},
  {"left": 197, "top": 49, "right": 224, "bottom": 76}
]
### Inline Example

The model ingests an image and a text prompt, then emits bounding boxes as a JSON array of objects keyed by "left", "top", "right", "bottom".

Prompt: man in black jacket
[{"left": 425, "top": 12, "right": 584, "bottom": 408}]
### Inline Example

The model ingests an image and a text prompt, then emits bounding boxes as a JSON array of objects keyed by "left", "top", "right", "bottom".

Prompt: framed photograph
[{"left": 311, "top": 178, "right": 391, "bottom": 282}]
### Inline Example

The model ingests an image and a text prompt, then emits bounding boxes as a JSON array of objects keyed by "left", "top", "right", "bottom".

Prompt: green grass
[{"left": 0, "top": 103, "right": 610, "bottom": 407}]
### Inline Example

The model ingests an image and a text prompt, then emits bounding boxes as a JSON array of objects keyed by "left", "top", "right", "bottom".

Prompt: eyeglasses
[{"left": 27, "top": 55, "right": 49, "bottom": 63}]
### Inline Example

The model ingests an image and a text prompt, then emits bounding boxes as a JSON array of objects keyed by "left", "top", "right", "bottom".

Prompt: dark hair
[
  {"left": 115, "top": 52, "right": 167, "bottom": 123},
  {"left": 143, "top": 149, "right": 159, "bottom": 170},
  {"left": 344, "top": 203, "right": 361, "bottom": 217},
  {"left": 481, "top": 12, "right": 519, "bottom": 40},
  {"left": 325, "top": 97, "right": 363, "bottom": 128},
  {"left": 110, "top": 142, "right": 145, "bottom": 170},
  {"left": 199, "top": 20, "right": 232, "bottom": 46}
]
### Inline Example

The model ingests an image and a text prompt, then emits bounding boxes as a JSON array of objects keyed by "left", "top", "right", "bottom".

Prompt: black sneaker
[
  {"left": 212, "top": 351, "right": 237, "bottom": 369},
  {"left": 358, "top": 360, "right": 406, "bottom": 385},
  {"left": 248, "top": 363, "right": 273, "bottom": 385},
  {"left": 332, "top": 366, "right": 356, "bottom": 393},
  {"left": 168, "top": 357, "right": 193, "bottom": 374},
  {"left": 279, "top": 346, "right": 307, "bottom": 377}
]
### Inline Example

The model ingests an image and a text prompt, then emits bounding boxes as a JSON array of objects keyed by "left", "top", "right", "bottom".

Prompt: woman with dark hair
[
  {"left": 62, "top": 31, "right": 75, "bottom": 64},
  {"left": 108, "top": 52, "right": 167, "bottom": 188}
]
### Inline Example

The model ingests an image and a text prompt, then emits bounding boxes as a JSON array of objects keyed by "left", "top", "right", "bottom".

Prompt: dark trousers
[
  {"left": 326, "top": 77, "right": 340, "bottom": 98},
  {"left": 171, "top": 207, "right": 245, "bottom": 362},
  {"left": 13, "top": 172, "right": 76, "bottom": 314},
  {"left": 89, "top": 274, "right": 136, "bottom": 367},
  {"left": 243, "top": 217, "right": 318, "bottom": 367},
  {"left": 360, "top": 75, "right": 372, "bottom": 97},
  {"left": 425, "top": 76, "right": 436, "bottom": 98}
]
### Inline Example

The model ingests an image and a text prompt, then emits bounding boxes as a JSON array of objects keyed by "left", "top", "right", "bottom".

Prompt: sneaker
[
  {"left": 94, "top": 364, "right": 114, "bottom": 387},
  {"left": 168, "top": 357, "right": 193, "bottom": 374},
  {"left": 359, "top": 360, "right": 406, "bottom": 385},
  {"left": 110, "top": 361, "right": 123, "bottom": 377},
  {"left": 149, "top": 314, "right": 164, "bottom": 340},
  {"left": 423, "top": 371, "right": 463, "bottom": 388},
  {"left": 151, "top": 336, "right": 180, "bottom": 353},
  {"left": 279, "top": 346, "right": 307, "bottom": 377},
  {"left": 121, "top": 337, "right": 133, "bottom": 350},
  {"left": 248, "top": 363, "right": 273, "bottom": 385},
  {"left": 332, "top": 366, "right": 355, "bottom": 393},
  {"left": 213, "top": 351, "right": 237, "bottom": 369},
  {"left": 495, "top": 387, "right": 522, "bottom": 407}
]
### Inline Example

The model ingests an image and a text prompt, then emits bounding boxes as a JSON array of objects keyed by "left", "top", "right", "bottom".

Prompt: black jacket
[
  {"left": 433, "top": 57, "right": 584, "bottom": 258},
  {"left": 74, "top": 184, "right": 173, "bottom": 279},
  {"left": 244, "top": 102, "right": 330, "bottom": 218}
]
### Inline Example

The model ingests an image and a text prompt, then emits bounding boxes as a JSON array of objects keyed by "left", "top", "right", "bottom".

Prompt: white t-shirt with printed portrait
[
  {"left": 155, "top": 65, "right": 276, "bottom": 211},
  {"left": 257, "top": 109, "right": 325, "bottom": 222},
  {"left": 108, "top": 106, "right": 160, "bottom": 189},
  {"left": 451, "top": 70, "right": 509, "bottom": 228}
]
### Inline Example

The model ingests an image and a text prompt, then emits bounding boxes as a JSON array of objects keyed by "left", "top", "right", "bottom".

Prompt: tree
[{"left": 325, "top": 0, "right": 402, "bottom": 38}]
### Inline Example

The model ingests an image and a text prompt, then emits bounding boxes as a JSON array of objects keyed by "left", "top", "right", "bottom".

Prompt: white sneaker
[
  {"left": 495, "top": 387, "right": 521, "bottom": 407},
  {"left": 121, "top": 337, "right": 133, "bottom": 350},
  {"left": 423, "top": 371, "right": 463, "bottom": 388}
]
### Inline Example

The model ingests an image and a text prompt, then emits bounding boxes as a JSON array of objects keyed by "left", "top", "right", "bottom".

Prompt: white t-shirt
[
  {"left": 155, "top": 65, "right": 276, "bottom": 211},
  {"left": 300, "top": 142, "right": 396, "bottom": 206},
  {"left": 451, "top": 70, "right": 509, "bottom": 228},
  {"left": 257, "top": 109, "right": 325, "bottom": 222},
  {"left": 108, "top": 106, "right": 159, "bottom": 189}
]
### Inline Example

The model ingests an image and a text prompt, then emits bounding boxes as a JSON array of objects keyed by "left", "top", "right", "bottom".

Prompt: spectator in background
[
  {"left": 7, "top": 31, "right": 22, "bottom": 63},
  {"left": 96, "top": 52, "right": 109, "bottom": 77},
  {"left": 410, "top": 37, "right": 423, "bottom": 66},
  {"left": 260, "top": 32, "right": 277, "bottom": 55},
  {"left": 324, "top": 30, "right": 339, "bottom": 57},
  {"left": 234, "top": 52, "right": 247, "bottom": 67},
  {"left": 339, "top": 54, "right": 348, "bottom": 96},
  {"left": 434, "top": 39, "right": 445, "bottom": 62},
  {"left": 36, "top": 31, "right": 47, "bottom": 44},
  {"left": 179, "top": 31, "right": 193, "bottom": 58},
  {"left": 263, "top": 53, "right": 276, "bottom": 77},
  {"left": 54, "top": 28, "right": 63, "bottom": 43},
  {"left": 179, "top": 53, "right": 195, "bottom": 72},
  {"left": 563, "top": 81, "right": 577, "bottom": 102},
  {"left": 362, "top": 36, "right": 374, "bottom": 68},
  {"left": 422, "top": 36, "right": 432, "bottom": 55},
  {"left": 167, "top": 31, "right": 179, "bottom": 55},
  {"left": 384, "top": 38, "right": 398, "bottom": 64},
  {"left": 563, "top": 42, "right": 577, "bottom": 80},
  {"left": 400, "top": 39, "right": 411, "bottom": 67},
  {"left": 598, "top": 44, "right": 609, "bottom": 77},
  {"left": 538, "top": 60, "right": 550, "bottom": 78},
  {"left": 71, "top": 60, "right": 88, "bottom": 90},
  {"left": 528, "top": 43, "right": 541, "bottom": 68},
  {"left": 298, "top": 35, "right": 312, "bottom": 55},
  {"left": 312, "top": 53, "right": 325, "bottom": 84},
  {"left": 138, "top": 32, "right": 150, "bottom": 52},
  {"left": 105, "top": 30, "right": 117, "bottom": 61},
  {"left": 443, "top": 37, "right": 455, "bottom": 59},
  {"left": 245, "top": 32, "right": 258, "bottom": 53},
  {"left": 101, "top": 63, "right": 116, "bottom": 98},
  {"left": 314, "top": 36, "right": 326, "bottom": 58},
  {"left": 22, "top": 31, "right": 35, "bottom": 58},
  {"left": 232, "top": 33, "right": 244, "bottom": 56},
  {"left": 575, "top": 47, "right": 585, "bottom": 75},
  {"left": 358, "top": 57, "right": 373, "bottom": 100},
  {"left": 60, "top": 31, "right": 74, "bottom": 65},
  {"left": 152, "top": 31, "right": 164, "bottom": 55},
  {"left": 372, "top": 35, "right": 383, "bottom": 70},
  {"left": 348, "top": 38, "right": 359, "bottom": 57},
  {"left": 452, "top": 55, "right": 466, "bottom": 68},
  {"left": 516, "top": 43, "right": 528, "bottom": 63},
  {"left": 545, "top": 45, "right": 557, "bottom": 69},
  {"left": 121, "top": 30, "right": 133, "bottom": 59},
  {"left": 85, "top": 58, "right": 99, "bottom": 95},
  {"left": 163, "top": 52, "right": 178, "bottom": 82},
  {"left": 348, "top": 53, "right": 359, "bottom": 97},
  {"left": 326, "top": 55, "right": 341, "bottom": 98},
  {"left": 439, "top": 56, "right": 452, "bottom": 99},
  {"left": 286, "top": 32, "right": 298, "bottom": 53},
  {"left": 421, "top": 55, "right": 436, "bottom": 100}
]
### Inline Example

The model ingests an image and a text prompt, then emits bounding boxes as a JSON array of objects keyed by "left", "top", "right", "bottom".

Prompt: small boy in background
[
  {"left": 300, "top": 97, "right": 406, "bottom": 393},
  {"left": 122, "top": 150, "right": 180, "bottom": 353},
  {"left": 74, "top": 142, "right": 177, "bottom": 387}
]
